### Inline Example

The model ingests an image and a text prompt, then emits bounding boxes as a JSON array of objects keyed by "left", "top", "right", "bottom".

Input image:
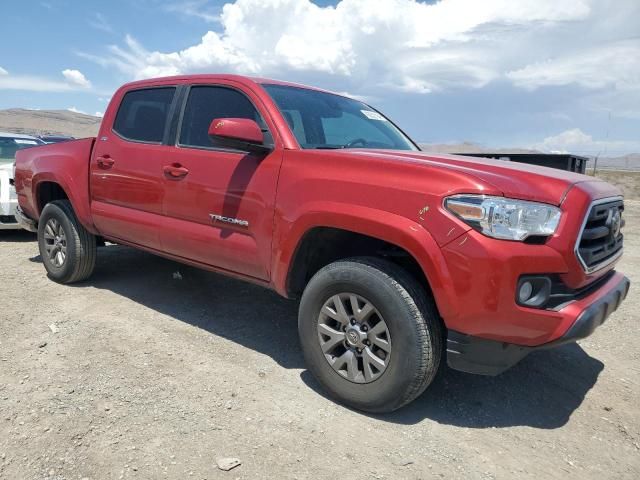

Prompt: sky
[{"left": 0, "top": 0, "right": 638, "bottom": 155}]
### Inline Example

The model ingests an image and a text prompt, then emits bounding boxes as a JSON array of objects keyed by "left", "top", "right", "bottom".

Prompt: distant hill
[
  {"left": 418, "top": 142, "right": 639, "bottom": 171},
  {"left": 418, "top": 142, "right": 539, "bottom": 154},
  {"left": 0, "top": 108, "right": 101, "bottom": 138},
  {"left": 589, "top": 154, "right": 640, "bottom": 171}
]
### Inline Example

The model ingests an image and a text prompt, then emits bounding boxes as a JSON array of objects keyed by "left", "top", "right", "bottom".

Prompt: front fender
[{"left": 272, "top": 201, "right": 459, "bottom": 323}]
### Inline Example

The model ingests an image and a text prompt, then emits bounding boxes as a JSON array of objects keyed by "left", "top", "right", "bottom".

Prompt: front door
[
  {"left": 161, "top": 84, "right": 282, "bottom": 281},
  {"left": 90, "top": 86, "right": 176, "bottom": 249}
]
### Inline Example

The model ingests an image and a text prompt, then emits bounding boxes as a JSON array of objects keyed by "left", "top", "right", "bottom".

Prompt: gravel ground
[{"left": 1, "top": 202, "right": 639, "bottom": 480}]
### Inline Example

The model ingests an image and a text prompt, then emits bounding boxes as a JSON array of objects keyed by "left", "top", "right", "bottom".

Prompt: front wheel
[
  {"left": 38, "top": 200, "right": 96, "bottom": 284},
  {"left": 298, "top": 257, "right": 442, "bottom": 413}
]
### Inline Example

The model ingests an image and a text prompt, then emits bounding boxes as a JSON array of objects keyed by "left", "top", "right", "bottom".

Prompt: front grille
[
  {"left": 576, "top": 198, "right": 624, "bottom": 273},
  {"left": 0, "top": 215, "right": 17, "bottom": 224}
]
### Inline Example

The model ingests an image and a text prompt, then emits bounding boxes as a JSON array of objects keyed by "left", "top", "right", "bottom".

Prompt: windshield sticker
[
  {"left": 361, "top": 110, "right": 387, "bottom": 121},
  {"left": 14, "top": 139, "right": 38, "bottom": 145}
]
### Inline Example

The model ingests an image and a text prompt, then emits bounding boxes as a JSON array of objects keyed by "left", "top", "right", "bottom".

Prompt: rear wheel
[
  {"left": 38, "top": 200, "right": 96, "bottom": 284},
  {"left": 298, "top": 257, "right": 442, "bottom": 413}
]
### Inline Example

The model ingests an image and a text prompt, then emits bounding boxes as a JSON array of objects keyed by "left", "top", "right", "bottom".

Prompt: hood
[{"left": 351, "top": 150, "right": 604, "bottom": 206}]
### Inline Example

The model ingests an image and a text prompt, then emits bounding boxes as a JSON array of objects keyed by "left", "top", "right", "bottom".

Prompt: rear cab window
[{"left": 113, "top": 87, "right": 176, "bottom": 143}]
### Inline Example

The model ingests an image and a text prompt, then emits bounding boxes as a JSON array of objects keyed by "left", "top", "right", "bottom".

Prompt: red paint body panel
[
  {"left": 442, "top": 229, "right": 570, "bottom": 345},
  {"left": 160, "top": 145, "right": 281, "bottom": 280},
  {"left": 14, "top": 137, "right": 99, "bottom": 234},
  {"left": 90, "top": 135, "right": 168, "bottom": 250},
  {"left": 354, "top": 150, "right": 584, "bottom": 206},
  {"left": 14, "top": 74, "right": 628, "bottom": 350}
]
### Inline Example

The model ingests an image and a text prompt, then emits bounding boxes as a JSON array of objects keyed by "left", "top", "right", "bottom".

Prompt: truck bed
[{"left": 14, "top": 137, "right": 96, "bottom": 231}]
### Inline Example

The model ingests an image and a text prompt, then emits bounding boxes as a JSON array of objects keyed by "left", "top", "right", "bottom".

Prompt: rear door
[
  {"left": 90, "top": 86, "right": 177, "bottom": 249},
  {"left": 161, "top": 84, "right": 282, "bottom": 280}
]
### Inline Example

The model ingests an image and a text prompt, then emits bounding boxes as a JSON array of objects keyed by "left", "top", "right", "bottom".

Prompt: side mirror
[{"left": 208, "top": 118, "right": 271, "bottom": 153}]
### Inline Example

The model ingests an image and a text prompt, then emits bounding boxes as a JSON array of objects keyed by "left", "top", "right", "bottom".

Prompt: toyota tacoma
[{"left": 14, "top": 75, "right": 630, "bottom": 412}]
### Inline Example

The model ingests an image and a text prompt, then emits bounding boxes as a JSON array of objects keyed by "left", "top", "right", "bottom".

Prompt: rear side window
[
  {"left": 179, "top": 86, "right": 268, "bottom": 149},
  {"left": 113, "top": 87, "right": 176, "bottom": 143}
]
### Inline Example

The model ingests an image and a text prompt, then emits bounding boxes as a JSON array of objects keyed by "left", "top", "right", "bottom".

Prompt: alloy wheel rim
[
  {"left": 317, "top": 293, "right": 391, "bottom": 384},
  {"left": 43, "top": 218, "right": 67, "bottom": 267}
]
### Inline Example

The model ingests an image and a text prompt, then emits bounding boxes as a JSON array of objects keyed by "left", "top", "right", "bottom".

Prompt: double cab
[{"left": 14, "top": 75, "right": 629, "bottom": 412}]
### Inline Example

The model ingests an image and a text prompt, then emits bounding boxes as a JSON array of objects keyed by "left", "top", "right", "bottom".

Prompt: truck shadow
[
  {"left": 302, "top": 343, "right": 604, "bottom": 429},
  {"left": 78, "top": 244, "right": 303, "bottom": 370},
  {"left": 79, "top": 244, "right": 603, "bottom": 430}
]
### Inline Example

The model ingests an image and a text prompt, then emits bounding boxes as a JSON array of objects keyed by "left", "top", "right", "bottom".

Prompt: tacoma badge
[{"left": 209, "top": 214, "right": 249, "bottom": 228}]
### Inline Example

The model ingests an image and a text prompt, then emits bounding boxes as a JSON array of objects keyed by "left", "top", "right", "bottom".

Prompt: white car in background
[{"left": 0, "top": 132, "right": 45, "bottom": 230}]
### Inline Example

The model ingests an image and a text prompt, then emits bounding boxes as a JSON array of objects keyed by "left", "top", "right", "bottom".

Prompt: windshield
[
  {"left": 0, "top": 137, "right": 44, "bottom": 164},
  {"left": 262, "top": 84, "right": 418, "bottom": 151}
]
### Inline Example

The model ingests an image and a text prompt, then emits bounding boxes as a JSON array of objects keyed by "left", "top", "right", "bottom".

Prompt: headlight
[{"left": 444, "top": 194, "right": 562, "bottom": 241}]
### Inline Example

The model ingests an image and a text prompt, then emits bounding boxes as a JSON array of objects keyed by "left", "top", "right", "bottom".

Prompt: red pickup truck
[{"left": 14, "top": 75, "right": 629, "bottom": 412}]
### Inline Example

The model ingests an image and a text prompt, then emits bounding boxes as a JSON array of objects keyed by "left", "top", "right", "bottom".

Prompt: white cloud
[
  {"left": 535, "top": 128, "right": 640, "bottom": 156},
  {"left": 67, "top": 107, "right": 86, "bottom": 114},
  {"left": 82, "top": 0, "right": 639, "bottom": 125},
  {"left": 92, "top": 0, "right": 597, "bottom": 92},
  {"left": 164, "top": 1, "right": 220, "bottom": 22},
  {"left": 0, "top": 68, "right": 96, "bottom": 92},
  {"left": 95, "top": 111, "right": 104, "bottom": 118},
  {"left": 585, "top": 87, "right": 640, "bottom": 120},
  {"left": 62, "top": 69, "right": 92, "bottom": 88},
  {"left": 88, "top": 13, "right": 114, "bottom": 34},
  {"left": 0, "top": 75, "right": 74, "bottom": 92},
  {"left": 507, "top": 39, "right": 640, "bottom": 91}
]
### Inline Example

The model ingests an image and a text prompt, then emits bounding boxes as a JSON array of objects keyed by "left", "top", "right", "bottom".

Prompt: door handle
[
  {"left": 163, "top": 164, "right": 189, "bottom": 179},
  {"left": 97, "top": 155, "right": 115, "bottom": 168}
]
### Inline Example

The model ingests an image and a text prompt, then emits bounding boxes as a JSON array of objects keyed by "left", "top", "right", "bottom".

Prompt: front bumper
[{"left": 446, "top": 273, "right": 630, "bottom": 375}]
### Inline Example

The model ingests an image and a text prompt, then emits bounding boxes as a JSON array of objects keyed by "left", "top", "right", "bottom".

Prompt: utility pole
[{"left": 594, "top": 111, "right": 612, "bottom": 176}]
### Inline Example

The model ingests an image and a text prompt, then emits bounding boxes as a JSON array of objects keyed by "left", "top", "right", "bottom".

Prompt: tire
[
  {"left": 298, "top": 257, "right": 442, "bottom": 413},
  {"left": 38, "top": 200, "right": 96, "bottom": 284}
]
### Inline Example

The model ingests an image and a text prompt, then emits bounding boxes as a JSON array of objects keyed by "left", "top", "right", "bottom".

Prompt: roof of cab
[{"left": 119, "top": 74, "right": 332, "bottom": 94}]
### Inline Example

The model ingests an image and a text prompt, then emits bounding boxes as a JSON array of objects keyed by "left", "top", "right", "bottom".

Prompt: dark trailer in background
[{"left": 458, "top": 153, "right": 589, "bottom": 174}]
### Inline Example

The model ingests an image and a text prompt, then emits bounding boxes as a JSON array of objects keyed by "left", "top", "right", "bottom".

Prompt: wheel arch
[
  {"left": 273, "top": 203, "right": 457, "bottom": 323},
  {"left": 36, "top": 181, "right": 69, "bottom": 213},
  {"left": 32, "top": 174, "right": 97, "bottom": 234}
]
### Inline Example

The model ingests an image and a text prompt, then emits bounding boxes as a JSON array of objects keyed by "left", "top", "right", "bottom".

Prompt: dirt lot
[
  {"left": 593, "top": 170, "right": 640, "bottom": 200},
  {"left": 1, "top": 204, "right": 639, "bottom": 480}
]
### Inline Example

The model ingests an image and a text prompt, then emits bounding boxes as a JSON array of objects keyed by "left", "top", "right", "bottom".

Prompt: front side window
[
  {"left": 179, "top": 86, "right": 268, "bottom": 149},
  {"left": 262, "top": 84, "right": 417, "bottom": 151},
  {"left": 113, "top": 87, "right": 176, "bottom": 143}
]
